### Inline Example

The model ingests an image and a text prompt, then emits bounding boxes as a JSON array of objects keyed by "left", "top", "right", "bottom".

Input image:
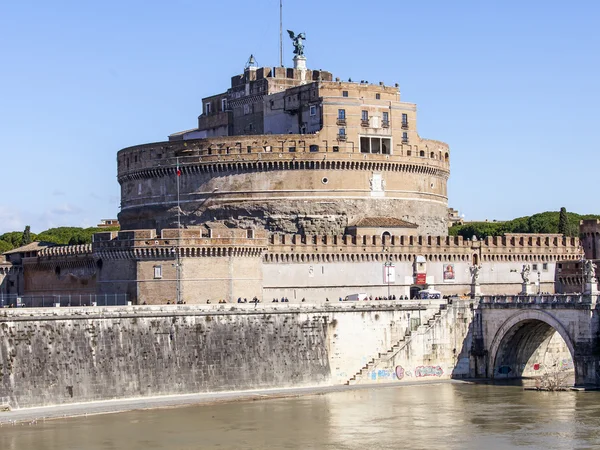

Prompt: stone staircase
[{"left": 345, "top": 305, "right": 447, "bottom": 385}]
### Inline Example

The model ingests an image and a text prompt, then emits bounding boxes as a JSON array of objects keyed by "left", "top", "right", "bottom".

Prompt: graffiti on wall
[
  {"left": 369, "top": 368, "right": 396, "bottom": 381},
  {"left": 414, "top": 365, "right": 444, "bottom": 378},
  {"left": 395, "top": 366, "right": 405, "bottom": 380}
]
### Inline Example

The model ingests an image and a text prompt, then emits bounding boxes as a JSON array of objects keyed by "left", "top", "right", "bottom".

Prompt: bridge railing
[
  {"left": 0, "top": 293, "right": 129, "bottom": 308},
  {"left": 479, "top": 294, "right": 597, "bottom": 305}
]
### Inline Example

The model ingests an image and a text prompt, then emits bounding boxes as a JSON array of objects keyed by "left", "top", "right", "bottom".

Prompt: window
[
  {"left": 288, "top": 146, "right": 296, "bottom": 152},
  {"left": 221, "top": 98, "right": 227, "bottom": 111},
  {"left": 310, "top": 105, "right": 317, "bottom": 116},
  {"left": 309, "top": 145, "right": 319, "bottom": 152},
  {"left": 243, "top": 104, "right": 251, "bottom": 115},
  {"left": 338, "top": 109, "right": 346, "bottom": 120},
  {"left": 402, "top": 132, "right": 408, "bottom": 143},
  {"left": 361, "top": 110, "right": 369, "bottom": 121},
  {"left": 205, "top": 102, "right": 211, "bottom": 114},
  {"left": 382, "top": 112, "right": 389, "bottom": 122},
  {"left": 153, "top": 265, "right": 162, "bottom": 279},
  {"left": 342, "top": 90, "right": 348, "bottom": 97},
  {"left": 339, "top": 128, "right": 346, "bottom": 136},
  {"left": 332, "top": 146, "right": 339, "bottom": 152},
  {"left": 532, "top": 263, "right": 538, "bottom": 271},
  {"left": 402, "top": 113, "right": 408, "bottom": 123},
  {"left": 360, "top": 136, "right": 392, "bottom": 154},
  {"left": 376, "top": 93, "right": 381, "bottom": 99},
  {"left": 543, "top": 263, "right": 548, "bottom": 271},
  {"left": 247, "top": 146, "right": 252, "bottom": 153}
]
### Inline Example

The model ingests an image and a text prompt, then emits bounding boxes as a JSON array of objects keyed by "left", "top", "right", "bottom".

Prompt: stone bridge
[{"left": 472, "top": 294, "right": 600, "bottom": 387}]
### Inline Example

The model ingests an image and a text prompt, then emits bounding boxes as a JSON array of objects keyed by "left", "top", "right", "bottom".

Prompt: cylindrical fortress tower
[{"left": 117, "top": 133, "right": 450, "bottom": 235}]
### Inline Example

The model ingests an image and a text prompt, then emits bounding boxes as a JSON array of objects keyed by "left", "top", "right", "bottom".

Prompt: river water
[{"left": 2, "top": 383, "right": 600, "bottom": 450}]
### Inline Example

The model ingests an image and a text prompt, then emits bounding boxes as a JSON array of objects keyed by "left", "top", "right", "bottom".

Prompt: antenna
[{"left": 279, "top": 0, "right": 283, "bottom": 67}]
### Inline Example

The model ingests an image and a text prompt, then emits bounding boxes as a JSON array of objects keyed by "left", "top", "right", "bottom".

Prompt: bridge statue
[
  {"left": 469, "top": 265, "right": 481, "bottom": 284},
  {"left": 520, "top": 264, "right": 531, "bottom": 284},
  {"left": 584, "top": 260, "right": 597, "bottom": 283},
  {"left": 287, "top": 30, "right": 306, "bottom": 56}
]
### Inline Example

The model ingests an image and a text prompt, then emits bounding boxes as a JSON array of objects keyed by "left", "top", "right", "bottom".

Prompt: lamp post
[
  {"left": 175, "top": 157, "right": 182, "bottom": 305},
  {"left": 384, "top": 260, "right": 393, "bottom": 300}
]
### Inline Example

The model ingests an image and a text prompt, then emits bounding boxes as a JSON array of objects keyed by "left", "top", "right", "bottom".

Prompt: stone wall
[
  {"left": 0, "top": 302, "right": 444, "bottom": 409},
  {"left": 116, "top": 135, "right": 449, "bottom": 235}
]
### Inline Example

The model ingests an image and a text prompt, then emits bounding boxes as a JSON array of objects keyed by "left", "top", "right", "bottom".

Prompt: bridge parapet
[{"left": 479, "top": 294, "right": 598, "bottom": 307}]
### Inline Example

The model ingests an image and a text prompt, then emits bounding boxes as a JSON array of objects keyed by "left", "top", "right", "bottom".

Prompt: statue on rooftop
[{"left": 287, "top": 30, "right": 306, "bottom": 57}]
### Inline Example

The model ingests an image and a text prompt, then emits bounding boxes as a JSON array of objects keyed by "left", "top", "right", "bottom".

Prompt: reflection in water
[{"left": 2, "top": 384, "right": 600, "bottom": 450}]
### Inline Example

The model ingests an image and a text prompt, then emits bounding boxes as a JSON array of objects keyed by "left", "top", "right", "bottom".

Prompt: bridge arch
[{"left": 488, "top": 309, "right": 576, "bottom": 383}]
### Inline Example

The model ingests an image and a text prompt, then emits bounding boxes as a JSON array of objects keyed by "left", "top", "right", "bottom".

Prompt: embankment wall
[{"left": 0, "top": 302, "right": 451, "bottom": 409}]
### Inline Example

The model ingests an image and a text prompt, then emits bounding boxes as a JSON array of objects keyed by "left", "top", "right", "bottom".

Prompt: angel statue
[
  {"left": 520, "top": 264, "right": 531, "bottom": 284},
  {"left": 469, "top": 265, "right": 481, "bottom": 284},
  {"left": 287, "top": 30, "right": 306, "bottom": 56},
  {"left": 584, "top": 260, "right": 597, "bottom": 283}
]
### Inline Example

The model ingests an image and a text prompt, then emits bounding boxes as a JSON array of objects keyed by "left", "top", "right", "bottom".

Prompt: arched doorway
[
  {"left": 489, "top": 311, "right": 576, "bottom": 387},
  {"left": 409, "top": 286, "right": 420, "bottom": 299}
]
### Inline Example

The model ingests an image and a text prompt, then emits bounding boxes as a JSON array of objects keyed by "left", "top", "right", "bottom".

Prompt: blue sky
[{"left": 0, "top": 0, "right": 598, "bottom": 234}]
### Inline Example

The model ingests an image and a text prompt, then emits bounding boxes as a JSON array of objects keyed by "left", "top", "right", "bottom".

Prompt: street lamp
[{"left": 384, "top": 260, "right": 393, "bottom": 300}]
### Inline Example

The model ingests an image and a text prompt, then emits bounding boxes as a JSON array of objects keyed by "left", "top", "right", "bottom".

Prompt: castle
[{"left": 1, "top": 50, "right": 597, "bottom": 305}]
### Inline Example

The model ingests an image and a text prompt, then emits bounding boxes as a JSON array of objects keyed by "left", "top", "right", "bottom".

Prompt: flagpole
[
  {"left": 176, "top": 157, "right": 181, "bottom": 305},
  {"left": 279, "top": 0, "right": 283, "bottom": 67}
]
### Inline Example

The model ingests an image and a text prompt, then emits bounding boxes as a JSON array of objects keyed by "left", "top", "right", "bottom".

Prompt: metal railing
[{"left": 0, "top": 293, "right": 129, "bottom": 308}]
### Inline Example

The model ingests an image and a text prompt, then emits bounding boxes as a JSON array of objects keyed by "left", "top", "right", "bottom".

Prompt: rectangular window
[
  {"left": 542, "top": 263, "right": 548, "bottom": 271},
  {"left": 288, "top": 146, "right": 296, "bottom": 152},
  {"left": 376, "top": 93, "right": 381, "bottom": 99},
  {"left": 342, "top": 90, "right": 348, "bottom": 97},
  {"left": 309, "top": 145, "right": 319, "bottom": 152},
  {"left": 382, "top": 112, "right": 389, "bottom": 122},
  {"left": 402, "top": 132, "right": 408, "bottom": 142},
  {"left": 205, "top": 102, "right": 211, "bottom": 114},
  {"left": 361, "top": 110, "right": 369, "bottom": 121},
  {"left": 339, "top": 128, "right": 346, "bottom": 136},
  {"left": 360, "top": 136, "right": 370, "bottom": 153},
  {"left": 532, "top": 263, "right": 538, "bottom": 271},
  {"left": 310, "top": 105, "right": 317, "bottom": 116},
  {"left": 332, "top": 146, "right": 339, "bottom": 152},
  {"left": 153, "top": 265, "right": 162, "bottom": 279},
  {"left": 247, "top": 146, "right": 252, "bottom": 153},
  {"left": 338, "top": 109, "right": 346, "bottom": 119},
  {"left": 243, "top": 104, "right": 250, "bottom": 115},
  {"left": 221, "top": 98, "right": 227, "bottom": 111}
]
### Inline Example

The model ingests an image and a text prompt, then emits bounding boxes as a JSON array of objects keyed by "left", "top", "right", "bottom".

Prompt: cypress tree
[
  {"left": 558, "top": 207, "right": 569, "bottom": 235},
  {"left": 21, "top": 225, "right": 32, "bottom": 246}
]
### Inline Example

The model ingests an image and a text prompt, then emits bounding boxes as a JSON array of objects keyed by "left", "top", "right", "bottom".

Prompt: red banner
[{"left": 415, "top": 273, "right": 427, "bottom": 285}]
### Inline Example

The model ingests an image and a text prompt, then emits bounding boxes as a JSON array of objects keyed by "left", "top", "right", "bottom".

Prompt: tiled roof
[
  {"left": 2, "top": 241, "right": 57, "bottom": 255},
  {"left": 352, "top": 217, "right": 418, "bottom": 228}
]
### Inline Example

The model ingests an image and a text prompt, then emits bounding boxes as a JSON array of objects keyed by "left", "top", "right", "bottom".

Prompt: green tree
[
  {"left": 21, "top": 225, "right": 32, "bottom": 246},
  {"left": 0, "top": 240, "right": 12, "bottom": 253},
  {"left": 558, "top": 207, "right": 569, "bottom": 235}
]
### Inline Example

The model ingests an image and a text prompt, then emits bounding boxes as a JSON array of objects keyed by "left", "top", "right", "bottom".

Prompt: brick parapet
[
  {"left": 93, "top": 228, "right": 268, "bottom": 260},
  {"left": 116, "top": 135, "right": 450, "bottom": 183},
  {"left": 265, "top": 233, "right": 583, "bottom": 263}
]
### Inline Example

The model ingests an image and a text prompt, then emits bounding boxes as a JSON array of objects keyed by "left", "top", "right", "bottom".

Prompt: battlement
[
  {"left": 117, "top": 134, "right": 450, "bottom": 183},
  {"left": 581, "top": 219, "right": 600, "bottom": 234},
  {"left": 36, "top": 244, "right": 93, "bottom": 258},
  {"left": 93, "top": 228, "right": 268, "bottom": 259},
  {"left": 265, "top": 232, "right": 582, "bottom": 263}
]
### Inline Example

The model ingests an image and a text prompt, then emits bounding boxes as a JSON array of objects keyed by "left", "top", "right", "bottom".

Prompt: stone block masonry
[{"left": 0, "top": 302, "right": 447, "bottom": 409}]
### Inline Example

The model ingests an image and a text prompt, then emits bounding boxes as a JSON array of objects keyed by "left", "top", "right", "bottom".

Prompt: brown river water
[{"left": 1, "top": 383, "right": 600, "bottom": 450}]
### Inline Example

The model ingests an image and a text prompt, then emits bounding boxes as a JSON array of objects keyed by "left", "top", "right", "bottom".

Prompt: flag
[{"left": 176, "top": 167, "right": 181, "bottom": 177}]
